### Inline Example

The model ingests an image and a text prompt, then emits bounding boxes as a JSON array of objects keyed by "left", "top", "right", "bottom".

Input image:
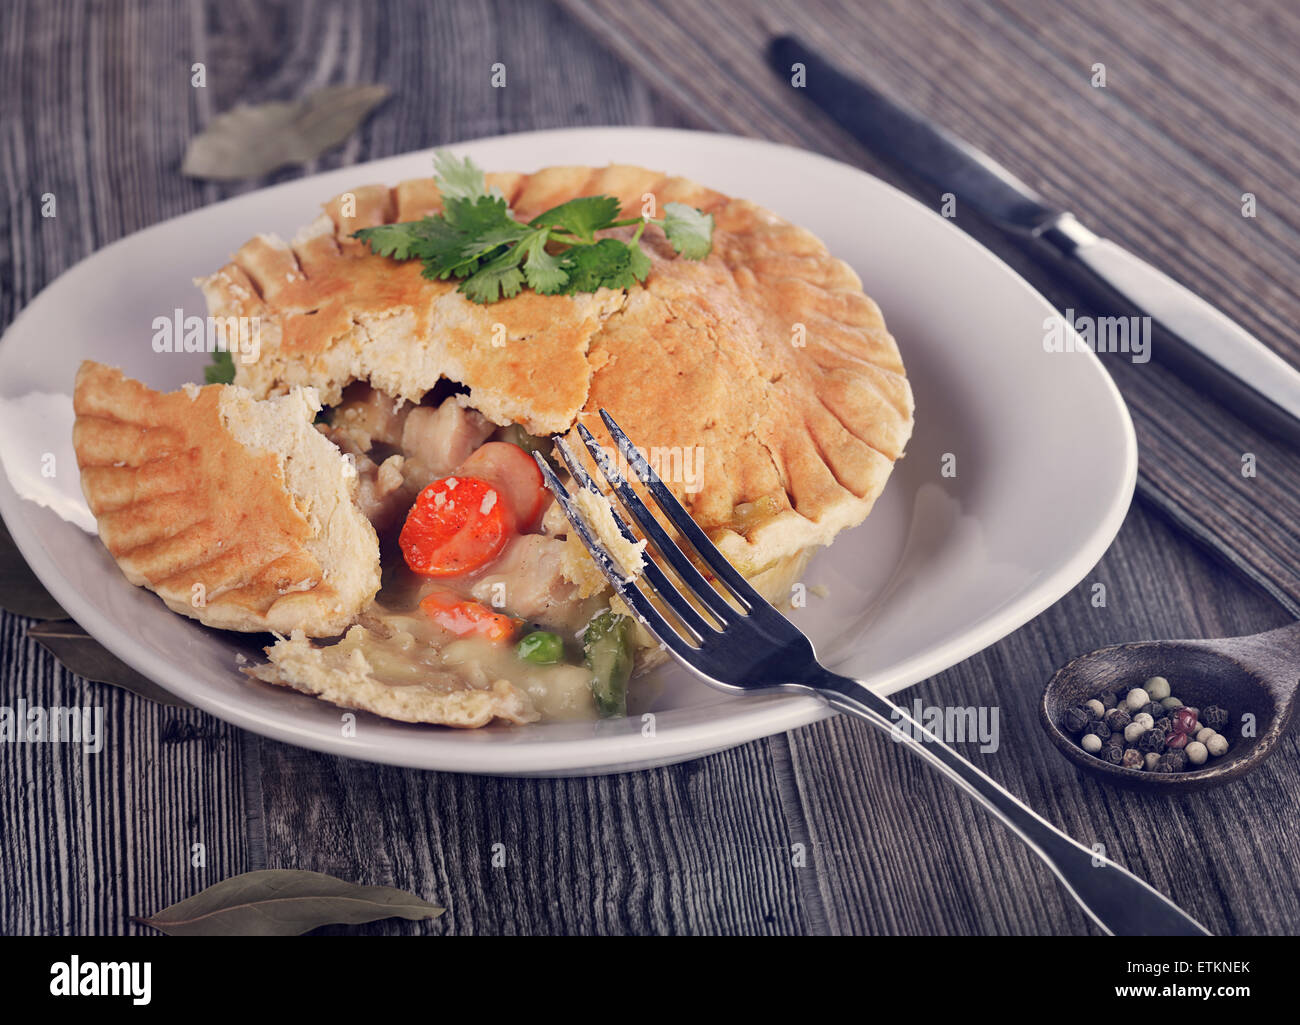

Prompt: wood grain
[{"left": 2, "top": 0, "right": 1298, "bottom": 936}]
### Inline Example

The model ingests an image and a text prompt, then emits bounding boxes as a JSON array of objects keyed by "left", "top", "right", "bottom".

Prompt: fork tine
[
  {"left": 552, "top": 437, "right": 714, "bottom": 642},
  {"left": 594, "top": 411, "right": 766, "bottom": 612},
  {"left": 573, "top": 422, "right": 741, "bottom": 624},
  {"left": 530, "top": 451, "right": 703, "bottom": 660}
]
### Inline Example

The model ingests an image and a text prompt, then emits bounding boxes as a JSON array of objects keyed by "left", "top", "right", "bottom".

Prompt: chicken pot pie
[{"left": 73, "top": 160, "right": 913, "bottom": 728}]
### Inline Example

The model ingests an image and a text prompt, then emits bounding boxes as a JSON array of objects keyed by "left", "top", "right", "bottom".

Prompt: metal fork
[{"left": 535, "top": 410, "right": 1211, "bottom": 937}]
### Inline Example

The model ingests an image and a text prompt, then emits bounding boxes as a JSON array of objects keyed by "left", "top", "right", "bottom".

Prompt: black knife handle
[{"left": 769, "top": 35, "right": 1062, "bottom": 235}]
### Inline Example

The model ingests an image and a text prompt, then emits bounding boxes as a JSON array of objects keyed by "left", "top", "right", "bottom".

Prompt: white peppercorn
[
  {"left": 1144, "top": 752, "right": 1161, "bottom": 771},
  {"left": 1082, "top": 733, "right": 1103, "bottom": 753},
  {"left": 1185, "top": 740, "right": 1208, "bottom": 766},
  {"left": 1085, "top": 698, "right": 1105, "bottom": 718},
  {"left": 1207, "top": 734, "right": 1229, "bottom": 757},
  {"left": 1145, "top": 676, "right": 1171, "bottom": 700},
  {"left": 1124, "top": 721, "right": 1147, "bottom": 744},
  {"left": 1160, "top": 696, "right": 1184, "bottom": 710},
  {"left": 1133, "top": 712, "right": 1154, "bottom": 729},
  {"left": 1195, "top": 727, "right": 1217, "bottom": 744},
  {"left": 1125, "top": 687, "right": 1150, "bottom": 711}
]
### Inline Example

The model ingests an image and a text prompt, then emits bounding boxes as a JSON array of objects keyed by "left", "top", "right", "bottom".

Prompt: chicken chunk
[
  {"left": 401, "top": 398, "right": 496, "bottom": 483},
  {"left": 333, "top": 383, "right": 412, "bottom": 452}
]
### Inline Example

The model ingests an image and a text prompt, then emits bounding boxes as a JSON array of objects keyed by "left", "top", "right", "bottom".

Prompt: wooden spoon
[{"left": 1041, "top": 622, "right": 1300, "bottom": 790}]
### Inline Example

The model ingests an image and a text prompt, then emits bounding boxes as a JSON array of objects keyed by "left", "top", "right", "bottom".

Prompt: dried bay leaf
[
  {"left": 182, "top": 83, "right": 391, "bottom": 180},
  {"left": 27, "top": 621, "right": 194, "bottom": 708},
  {"left": 135, "top": 870, "right": 445, "bottom": 936},
  {"left": 0, "top": 516, "right": 67, "bottom": 619}
]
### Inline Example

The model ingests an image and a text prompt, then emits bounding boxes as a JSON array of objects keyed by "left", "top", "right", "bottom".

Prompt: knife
[{"left": 769, "top": 35, "right": 1300, "bottom": 444}]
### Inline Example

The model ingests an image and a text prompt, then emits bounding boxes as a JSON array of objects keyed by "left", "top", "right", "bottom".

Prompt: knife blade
[{"left": 769, "top": 34, "right": 1300, "bottom": 444}]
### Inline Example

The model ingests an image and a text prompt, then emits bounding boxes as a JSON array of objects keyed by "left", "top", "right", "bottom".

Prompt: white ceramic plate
[{"left": 0, "top": 128, "right": 1136, "bottom": 776}]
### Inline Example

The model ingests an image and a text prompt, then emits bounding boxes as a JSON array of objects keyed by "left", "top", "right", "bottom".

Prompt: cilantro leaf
[
  {"left": 561, "top": 237, "right": 644, "bottom": 292},
  {"left": 351, "top": 154, "right": 715, "bottom": 304},
  {"left": 352, "top": 219, "right": 435, "bottom": 261},
  {"left": 432, "top": 150, "right": 488, "bottom": 202},
  {"left": 203, "top": 349, "right": 235, "bottom": 385},
  {"left": 521, "top": 232, "right": 568, "bottom": 294},
  {"left": 661, "top": 202, "right": 714, "bottom": 259},
  {"left": 529, "top": 196, "right": 621, "bottom": 242},
  {"left": 626, "top": 239, "right": 652, "bottom": 283},
  {"left": 460, "top": 246, "right": 527, "bottom": 304}
]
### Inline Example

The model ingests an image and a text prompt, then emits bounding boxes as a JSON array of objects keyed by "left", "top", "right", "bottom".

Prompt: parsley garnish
[{"left": 353, "top": 151, "right": 714, "bottom": 304}]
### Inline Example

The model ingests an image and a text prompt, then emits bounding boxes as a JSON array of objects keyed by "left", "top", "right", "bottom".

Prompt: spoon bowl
[{"left": 1041, "top": 622, "right": 1300, "bottom": 791}]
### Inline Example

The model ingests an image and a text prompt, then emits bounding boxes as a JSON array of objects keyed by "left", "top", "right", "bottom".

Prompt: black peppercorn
[
  {"left": 1100, "top": 743, "right": 1123, "bottom": 764},
  {"left": 1138, "top": 727, "right": 1167, "bottom": 754},
  {"left": 1201, "top": 705, "right": 1229, "bottom": 731},
  {"left": 1063, "top": 706, "right": 1090, "bottom": 733},
  {"left": 1140, "top": 702, "right": 1162, "bottom": 719},
  {"left": 1152, "top": 758, "right": 1177, "bottom": 774},
  {"left": 1099, "top": 690, "right": 1117, "bottom": 710},
  {"left": 1158, "top": 750, "right": 1187, "bottom": 773},
  {"left": 1105, "top": 708, "right": 1132, "bottom": 730},
  {"left": 1085, "top": 719, "right": 1111, "bottom": 740}
]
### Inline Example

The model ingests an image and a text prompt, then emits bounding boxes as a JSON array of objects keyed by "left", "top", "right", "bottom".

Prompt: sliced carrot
[
  {"left": 399, "top": 475, "right": 513, "bottom": 578},
  {"left": 418, "top": 589, "right": 518, "bottom": 643},
  {"left": 455, "top": 441, "right": 548, "bottom": 530}
]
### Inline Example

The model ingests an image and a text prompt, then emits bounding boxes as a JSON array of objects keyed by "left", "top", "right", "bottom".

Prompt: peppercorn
[
  {"left": 1121, "top": 749, "right": 1143, "bottom": 769},
  {"left": 1063, "top": 706, "right": 1090, "bottom": 733},
  {"left": 1085, "top": 719, "right": 1110, "bottom": 740},
  {"left": 1201, "top": 705, "right": 1229, "bottom": 731},
  {"left": 1099, "top": 690, "right": 1117, "bottom": 710},
  {"left": 1166, "top": 730, "right": 1189, "bottom": 750},
  {"left": 1151, "top": 715, "right": 1172, "bottom": 735},
  {"left": 1207, "top": 734, "right": 1229, "bottom": 757},
  {"left": 1105, "top": 707, "right": 1132, "bottom": 730},
  {"left": 1144, "top": 752, "right": 1161, "bottom": 771},
  {"left": 1081, "top": 734, "right": 1103, "bottom": 754},
  {"left": 1139, "top": 727, "right": 1167, "bottom": 754},
  {"left": 1125, "top": 687, "right": 1151, "bottom": 711},
  {"left": 1139, "top": 702, "right": 1162, "bottom": 719},
  {"left": 1185, "top": 740, "right": 1208, "bottom": 766},
  {"left": 1160, "top": 696, "right": 1184, "bottom": 710},
  {"left": 1085, "top": 699, "right": 1106, "bottom": 718},
  {"left": 1152, "top": 758, "right": 1177, "bottom": 774},
  {"left": 1101, "top": 743, "right": 1124, "bottom": 765},
  {"left": 1123, "top": 721, "right": 1147, "bottom": 744},
  {"left": 1145, "top": 676, "right": 1171, "bottom": 701},
  {"left": 1159, "top": 750, "right": 1188, "bottom": 773},
  {"left": 1133, "top": 712, "right": 1154, "bottom": 730},
  {"left": 1173, "top": 707, "right": 1199, "bottom": 734}
]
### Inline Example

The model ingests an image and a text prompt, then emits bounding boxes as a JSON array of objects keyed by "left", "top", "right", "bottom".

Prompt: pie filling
[{"left": 286, "top": 382, "right": 634, "bottom": 721}]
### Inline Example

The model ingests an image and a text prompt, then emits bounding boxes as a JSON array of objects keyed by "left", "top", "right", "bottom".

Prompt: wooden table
[{"left": 3, "top": 0, "right": 1298, "bottom": 935}]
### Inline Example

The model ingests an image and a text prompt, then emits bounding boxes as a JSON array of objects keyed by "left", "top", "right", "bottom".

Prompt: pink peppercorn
[{"left": 1173, "top": 707, "right": 1199, "bottom": 735}]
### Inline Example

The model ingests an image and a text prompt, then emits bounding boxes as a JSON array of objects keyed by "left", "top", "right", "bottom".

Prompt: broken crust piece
[
  {"left": 199, "top": 163, "right": 914, "bottom": 590},
  {"left": 72, "top": 362, "right": 380, "bottom": 636},
  {"left": 246, "top": 630, "right": 540, "bottom": 727}
]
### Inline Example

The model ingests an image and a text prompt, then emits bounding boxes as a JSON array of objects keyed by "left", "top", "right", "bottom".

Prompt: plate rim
[{"left": 0, "top": 125, "right": 1137, "bottom": 776}]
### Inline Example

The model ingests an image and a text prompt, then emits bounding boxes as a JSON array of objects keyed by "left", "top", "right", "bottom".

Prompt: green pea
[{"left": 517, "top": 630, "right": 564, "bottom": 664}]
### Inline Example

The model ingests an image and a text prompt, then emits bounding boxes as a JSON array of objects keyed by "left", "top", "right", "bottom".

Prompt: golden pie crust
[
  {"left": 72, "top": 361, "right": 380, "bottom": 636},
  {"left": 199, "top": 164, "right": 914, "bottom": 580}
]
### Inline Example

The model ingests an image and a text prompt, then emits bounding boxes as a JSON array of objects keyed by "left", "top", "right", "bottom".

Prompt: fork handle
[{"left": 810, "top": 670, "right": 1210, "bottom": 936}]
